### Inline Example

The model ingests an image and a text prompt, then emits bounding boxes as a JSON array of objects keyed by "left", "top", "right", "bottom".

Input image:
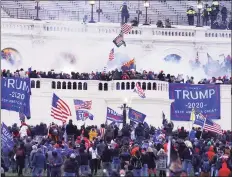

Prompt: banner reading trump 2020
[
  {"left": 1, "top": 77, "right": 31, "bottom": 118},
  {"left": 169, "top": 84, "right": 220, "bottom": 121}
]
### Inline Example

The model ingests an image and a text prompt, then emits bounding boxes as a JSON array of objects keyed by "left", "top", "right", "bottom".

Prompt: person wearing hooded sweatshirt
[
  {"left": 30, "top": 145, "right": 37, "bottom": 167},
  {"left": 50, "top": 151, "right": 63, "bottom": 177},
  {"left": 63, "top": 153, "right": 78, "bottom": 177},
  {"left": 31, "top": 148, "right": 46, "bottom": 177},
  {"left": 218, "top": 161, "right": 231, "bottom": 177},
  {"left": 206, "top": 145, "right": 215, "bottom": 162}
]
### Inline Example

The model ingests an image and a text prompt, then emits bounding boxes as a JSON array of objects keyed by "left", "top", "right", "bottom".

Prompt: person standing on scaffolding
[{"left": 120, "top": 2, "right": 130, "bottom": 24}]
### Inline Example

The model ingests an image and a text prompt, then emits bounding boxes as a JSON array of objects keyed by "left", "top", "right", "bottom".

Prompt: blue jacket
[
  {"left": 50, "top": 155, "right": 63, "bottom": 170},
  {"left": 32, "top": 150, "right": 46, "bottom": 169},
  {"left": 189, "top": 130, "right": 196, "bottom": 141}
]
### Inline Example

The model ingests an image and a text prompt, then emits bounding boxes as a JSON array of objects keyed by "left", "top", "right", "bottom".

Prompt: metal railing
[{"left": 1, "top": 8, "right": 187, "bottom": 25}]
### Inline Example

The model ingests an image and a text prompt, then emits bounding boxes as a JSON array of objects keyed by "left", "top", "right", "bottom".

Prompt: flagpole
[{"left": 200, "top": 113, "right": 207, "bottom": 139}]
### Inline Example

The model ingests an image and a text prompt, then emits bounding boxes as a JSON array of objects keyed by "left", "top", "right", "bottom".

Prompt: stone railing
[
  {"left": 30, "top": 79, "right": 169, "bottom": 92},
  {"left": 1, "top": 18, "right": 231, "bottom": 41}
]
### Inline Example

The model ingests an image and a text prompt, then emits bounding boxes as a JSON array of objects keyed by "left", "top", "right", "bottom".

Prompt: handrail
[{"left": 1, "top": 7, "right": 187, "bottom": 25}]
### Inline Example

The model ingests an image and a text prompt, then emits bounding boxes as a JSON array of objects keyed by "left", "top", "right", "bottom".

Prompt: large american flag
[
  {"left": 121, "top": 23, "right": 133, "bottom": 34},
  {"left": 204, "top": 118, "right": 222, "bottom": 135},
  {"left": 109, "top": 48, "right": 114, "bottom": 61},
  {"left": 51, "top": 93, "right": 71, "bottom": 123},
  {"left": 74, "top": 99, "right": 92, "bottom": 110}
]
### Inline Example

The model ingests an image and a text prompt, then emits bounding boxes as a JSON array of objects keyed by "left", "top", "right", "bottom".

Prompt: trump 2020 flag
[
  {"left": 134, "top": 83, "right": 146, "bottom": 98},
  {"left": 76, "top": 110, "right": 94, "bottom": 121},
  {"left": 106, "top": 107, "right": 123, "bottom": 123},
  {"left": 1, "top": 122, "right": 14, "bottom": 151},
  {"left": 1, "top": 77, "right": 31, "bottom": 118},
  {"left": 193, "top": 113, "right": 206, "bottom": 128},
  {"left": 128, "top": 108, "right": 146, "bottom": 123}
]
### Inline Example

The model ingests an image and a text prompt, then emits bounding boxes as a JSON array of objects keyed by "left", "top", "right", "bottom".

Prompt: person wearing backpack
[
  {"left": 130, "top": 150, "right": 143, "bottom": 177},
  {"left": 200, "top": 154, "right": 211, "bottom": 177}
]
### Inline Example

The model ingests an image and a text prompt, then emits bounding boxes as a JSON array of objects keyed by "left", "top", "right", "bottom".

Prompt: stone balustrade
[
  {"left": 30, "top": 79, "right": 169, "bottom": 92},
  {"left": 1, "top": 18, "right": 231, "bottom": 41}
]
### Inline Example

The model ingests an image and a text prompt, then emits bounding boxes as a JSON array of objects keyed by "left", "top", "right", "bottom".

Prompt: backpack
[
  {"left": 201, "top": 160, "right": 210, "bottom": 172},
  {"left": 16, "top": 149, "right": 24, "bottom": 157},
  {"left": 134, "top": 157, "right": 142, "bottom": 169}
]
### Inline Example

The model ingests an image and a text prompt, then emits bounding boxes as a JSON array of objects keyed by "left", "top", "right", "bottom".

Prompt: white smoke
[{"left": 139, "top": 56, "right": 208, "bottom": 82}]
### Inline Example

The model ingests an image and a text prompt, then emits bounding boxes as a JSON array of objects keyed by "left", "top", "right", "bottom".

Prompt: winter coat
[
  {"left": 63, "top": 158, "right": 78, "bottom": 173},
  {"left": 32, "top": 150, "right": 46, "bottom": 169},
  {"left": 102, "top": 148, "right": 112, "bottom": 162}
]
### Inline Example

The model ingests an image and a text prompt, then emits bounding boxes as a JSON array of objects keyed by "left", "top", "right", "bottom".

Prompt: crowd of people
[
  {"left": 1, "top": 118, "right": 232, "bottom": 177},
  {"left": 186, "top": 0, "right": 232, "bottom": 30},
  {"left": 1, "top": 68, "right": 232, "bottom": 85}
]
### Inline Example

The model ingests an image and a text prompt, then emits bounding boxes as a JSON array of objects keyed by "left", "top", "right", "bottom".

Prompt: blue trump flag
[
  {"left": 106, "top": 107, "right": 123, "bottom": 123},
  {"left": 193, "top": 113, "right": 206, "bottom": 128},
  {"left": 76, "top": 110, "right": 94, "bottom": 121},
  {"left": 1, "top": 122, "right": 14, "bottom": 151},
  {"left": 128, "top": 108, "right": 146, "bottom": 123},
  {"left": 1, "top": 77, "right": 31, "bottom": 118},
  {"left": 169, "top": 84, "right": 220, "bottom": 121}
]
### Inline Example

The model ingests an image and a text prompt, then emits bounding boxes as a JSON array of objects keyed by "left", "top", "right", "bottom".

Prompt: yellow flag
[{"left": 190, "top": 108, "right": 195, "bottom": 121}]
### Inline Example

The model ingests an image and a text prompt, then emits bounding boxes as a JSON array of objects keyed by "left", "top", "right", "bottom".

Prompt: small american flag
[
  {"left": 74, "top": 99, "right": 92, "bottom": 110},
  {"left": 113, "top": 33, "right": 126, "bottom": 47},
  {"left": 109, "top": 48, "right": 114, "bottom": 61},
  {"left": 204, "top": 118, "right": 222, "bottom": 135},
  {"left": 121, "top": 23, "right": 133, "bottom": 34},
  {"left": 51, "top": 93, "right": 72, "bottom": 123}
]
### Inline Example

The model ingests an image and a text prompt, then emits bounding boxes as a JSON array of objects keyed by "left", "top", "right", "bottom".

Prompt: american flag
[
  {"left": 204, "top": 118, "right": 222, "bottom": 135},
  {"left": 109, "top": 48, "right": 114, "bottom": 61},
  {"left": 133, "top": 83, "right": 146, "bottom": 98},
  {"left": 113, "top": 33, "right": 126, "bottom": 47},
  {"left": 74, "top": 99, "right": 92, "bottom": 110},
  {"left": 51, "top": 93, "right": 72, "bottom": 123},
  {"left": 121, "top": 23, "right": 133, "bottom": 34}
]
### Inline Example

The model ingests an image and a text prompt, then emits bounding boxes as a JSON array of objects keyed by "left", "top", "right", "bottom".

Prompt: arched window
[
  {"left": 116, "top": 82, "right": 120, "bottom": 90},
  {"left": 36, "top": 80, "right": 40, "bottom": 88},
  {"left": 83, "top": 82, "right": 87, "bottom": 90},
  {"left": 104, "top": 83, "right": 108, "bottom": 91},
  {"left": 98, "top": 83, "right": 103, "bottom": 91},
  {"left": 131, "top": 82, "right": 135, "bottom": 89},
  {"left": 126, "top": 82, "right": 130, "bottom": 90},
  {"left": 57, "top": 81, "right": 61, "bottom": 89},
  {"left": 137, "top": 82, "right": 141, "bottom": 87},
  {"left": 52, "top": 81, "right": 56, "bottom": 89},
  {"left": 152, "top": 82, "right": 157, "bottom": 90},
  {"left": 73, "top": 82, "right": 77, "bottom": 90},
  {"left": 142, "top": 82, "right": 146, "bottom": 90},
  {"left": 31, "top": 80, "right": 35, "bottom": 88},
  {"left": 67, "top": 82, "right": 72, "bottom": 89},
  {"left": 62, "top": 82, "right": 66, "bottom": 89},
  {"left": 121, "top": 82, "right": 125, "bottom": 90},
  {"left": 147, "top": 82, "right": 151, "bottom": 90},
  {"left": 78, "top": 82, "right": 82, "bottom": 90}
]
